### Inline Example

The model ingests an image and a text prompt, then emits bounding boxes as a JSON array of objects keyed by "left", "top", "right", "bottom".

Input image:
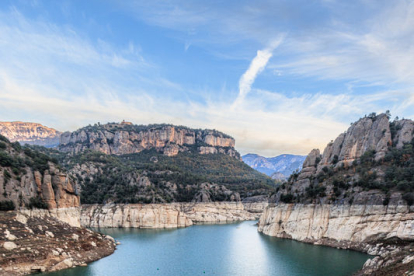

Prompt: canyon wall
[
  {"left": 81, "top": 202, "right": 266, "bottom": 228},
  {"left": 258, "top": 203, "right": 414, "bottom": 249},
  {"left": 59, "top": 122, "right": 240, "bottom": 158},
  {"left": 0, "top": 163, "right": 80, "bottom": 210}
]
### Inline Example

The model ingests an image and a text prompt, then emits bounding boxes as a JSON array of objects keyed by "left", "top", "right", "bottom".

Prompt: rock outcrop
[
  {"left": 272, "top": 113, "right": 414, "bottom": 205},
  {"left": 81, "top": 202, "right": 265, "bottom": 228},
  {"left": 0, "top": 162, "right": 80, "bottom": 210},
  {"left": 258, "top": 204, "right": 414, "bottom": 245},
  {"left": 393, "top": 119, "right": 414, "bottom": 149},
  {"left": 0, "top": 211, "right": 115, "bottom": 276},
  {"left": 0, "top": 136, "right": 80, "bottom": 226},
  {"left": 59, "top": 122, "right": 240, "bottom": 159},
  {"left": 0, "top": 122, "right": 61, "bottom": 147}
]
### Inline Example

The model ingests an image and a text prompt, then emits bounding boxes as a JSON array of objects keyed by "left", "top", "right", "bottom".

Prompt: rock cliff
[
  {"left": 0, "top": 122, "right": 61, "bottom": 148},
  {"left": 81, "top": 202, "right": 266, "bottom": 228},
  {"left": 259, "top": 204, "right": 413, "bottom": 245},
  {"left": 258, "top": 203, "right": 414, "bottom": 275},
  {"left": 0, "top": 135, "right": 80, "bottom": 212},
  {"left": 59, "top": 122, "right": 240, "bottom": 159},
  {"left": 259, "top": 113, "right": 414, "bottom": 275},
  {"left": 273, "top": 113, "right": 414, "bottom": 205}
]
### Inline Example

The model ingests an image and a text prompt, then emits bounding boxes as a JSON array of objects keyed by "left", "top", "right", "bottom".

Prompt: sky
[{"left": 0, "top": 0, "right": 414, "bottom": 157}]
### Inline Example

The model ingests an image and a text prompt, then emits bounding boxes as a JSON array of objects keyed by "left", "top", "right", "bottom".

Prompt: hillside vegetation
[
  {"left": 30, "top": 146, "right": 275, "bottom": 204},
  {"left": 274, "top": 113, "right": 414, "bottom": 206}
]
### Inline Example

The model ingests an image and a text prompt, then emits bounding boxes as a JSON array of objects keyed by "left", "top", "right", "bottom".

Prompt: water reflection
[{"left": 44, "top": 222, "right": 370, "bottom": 276}]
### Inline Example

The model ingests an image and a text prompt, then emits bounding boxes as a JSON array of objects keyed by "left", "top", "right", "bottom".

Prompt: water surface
[{"left": 44, "top": 221, "right": 370, "bottom": 276}]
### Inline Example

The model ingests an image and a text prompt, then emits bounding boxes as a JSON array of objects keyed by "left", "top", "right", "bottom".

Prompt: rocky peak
[
  {"left": 316, "top": 113, "right": 392, "bottom": 171},
  {"left": 59, "top": 122, "right": 240, "bottom": 159},
  {"left": 274, "top": 113, "right": 414, "bottom": 205},
  {"left": 0, "top": 121, "right": 61, "bottom": 147}
]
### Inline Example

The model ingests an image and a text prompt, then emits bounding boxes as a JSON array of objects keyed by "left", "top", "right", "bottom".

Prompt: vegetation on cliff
[
  {"left": 275, "top": 113, "right": 414, "bottom": 206},
  {"left": 58, "top": 122, "right": 240, "bottom": 159},
  {"left": 0, "top": 134, "right": 79, "bottom": 210},
  {"left": 63, "top": 149, "right": 274, "bottom": 204}
]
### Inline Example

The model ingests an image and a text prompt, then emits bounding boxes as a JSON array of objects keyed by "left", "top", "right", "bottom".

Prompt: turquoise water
[{"left": 44, "top": 221, "right": 370, "bottom": 276}]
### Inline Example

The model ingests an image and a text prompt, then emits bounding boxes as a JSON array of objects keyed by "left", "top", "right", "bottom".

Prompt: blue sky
[{"left": 0, "top": 0, "right": 413, "bottom": 156}]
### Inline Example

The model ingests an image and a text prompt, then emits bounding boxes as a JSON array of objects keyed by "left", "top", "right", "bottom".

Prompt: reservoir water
[{"left": 44, "top": 221, "right": 370, "bottom": 276}]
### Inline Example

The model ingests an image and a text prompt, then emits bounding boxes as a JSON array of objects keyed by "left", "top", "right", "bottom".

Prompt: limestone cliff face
[
  {"left": 393, "top": 119, "right": 414, "bottom": 149},
  {"left": 258, "top": 203, "right": 414, "bottom": 275},
  {"left": 81, "top": 202, "right": 265, "bottom": 228},
  {"left": 0, "top": 121, "right": 61, "bottom": 147},
  {"left": 318, "top": 114, "right": 392, "bottom": 169},
  {"left": 310, "top": 114, "right": 414, "bottom": 173},
  {"left": 258, "top": 204, "right": 414, "bottom": 245},
  {"left": 59, "top": 122, "right": 240, "bottom": 159},
  {"left": 0, "top": 137, "right": 80, "bottom": 210},
  {"left": 0, "top": 162, "right": 80, "bottom": 210},
  {"left": 273, "top": 114, "right": 414, "bottom": 204}
]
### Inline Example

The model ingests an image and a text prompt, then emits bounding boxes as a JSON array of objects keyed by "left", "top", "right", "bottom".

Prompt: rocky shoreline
[
  {"left": 0, "top": 211, "right": 116, "bottom": 276},
  {"left": 258, "top": 203, "right": 414, "bottom": 275},
  {"left": 1, "top": 202, "right": 267, "bottom": 275}
]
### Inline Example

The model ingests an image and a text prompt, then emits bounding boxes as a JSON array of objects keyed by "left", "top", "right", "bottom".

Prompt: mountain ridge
[
  {"left": 242, "top": 153, "right": 306, "bottom": 179},
  {"left": 0, "top": 121, "right": 61, "bottom": 147}
]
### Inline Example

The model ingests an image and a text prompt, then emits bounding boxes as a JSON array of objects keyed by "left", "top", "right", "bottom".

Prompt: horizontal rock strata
[
  {"left": 258, "top": 203, "right": 414, "bottom": 275},
  {"left": 59, "top": 123, "right": 240, "bottom": 158},
  {"left": 258, "top": 204, "right": 413, "bottom": 245},
  {"left": 81, "top": 202, "right": 266, "bottom": 228}
]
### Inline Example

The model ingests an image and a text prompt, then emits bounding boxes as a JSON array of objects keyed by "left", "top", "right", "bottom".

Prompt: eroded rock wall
[
  {"left": 81, "top": 202, "right": 265, "bottom": 228},
  {"left": 59, "top": 123, "right": 240, "bottom": 158},
  {"left": 0, "top": 162, "right": 80, "bottom": 210},
  {"left": 258, "top": 204, "right": 414, "bottom": 247}
]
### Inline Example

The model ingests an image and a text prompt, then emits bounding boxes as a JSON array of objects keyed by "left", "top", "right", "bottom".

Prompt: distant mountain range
[
  {"left": 242, "top": 153, "right": 306, "bottom": 180},
  {"left": 0, "top": 121, "right": 61, "bottom": 147}
]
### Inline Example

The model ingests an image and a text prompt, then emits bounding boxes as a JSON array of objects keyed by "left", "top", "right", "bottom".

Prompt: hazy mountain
[
  {"left": 0, "top": 121, "right": 61, "bottom": 148},
  {"left": 242, "top": 153, "right": 306, "bottom": 179}
]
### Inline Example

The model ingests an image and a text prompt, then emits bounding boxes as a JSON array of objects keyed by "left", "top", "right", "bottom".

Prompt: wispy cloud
[
  {"left": 1, "top": 1, "right": 414, "bottom": 158},
  {"left": 232, "top": 37, "right": 284, "bottom": 108}
]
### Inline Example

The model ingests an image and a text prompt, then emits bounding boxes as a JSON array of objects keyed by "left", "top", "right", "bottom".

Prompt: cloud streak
[
  {"left": 1, "top": 2, "right": 414, "bottom": 158},
  {"left": 232, "top": 37, "right": 284, "bottom": 108}
]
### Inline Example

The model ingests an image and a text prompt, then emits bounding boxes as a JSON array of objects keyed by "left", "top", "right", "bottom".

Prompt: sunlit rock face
[
  {"left": 317, "top": 114, "right": 392, "bottom": 168},
  {"left": 1, "top": 163, "right": 80, "bottom": 210},
  {"left": 59, "top": 122, "right": 240, "bottom": 159},
  {"left": 80, "top": 202, "right": 267, "bottom": 228},
  {"left": 0, "top": 121, "right": 61, "bottom": 147},
  {"left": 258, "top": 204, "right": 414, "bottom": 244},
  {"left": 272, "top": 114, "right": 414, "bottom": 204}
]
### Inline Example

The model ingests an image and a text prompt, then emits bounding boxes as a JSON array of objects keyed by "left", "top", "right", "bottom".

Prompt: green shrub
[
  {"left": 0, "top": 200, "right": 15, "bottom": 211},
  {"left": 403, "top": 193, "right": 414, "bottom": 205},
  {"left": 27, "top": 196, "right": 49, "bottom": 209},
  {"left": 280, "top": 193, "right": 294, "bottom": 203}
]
